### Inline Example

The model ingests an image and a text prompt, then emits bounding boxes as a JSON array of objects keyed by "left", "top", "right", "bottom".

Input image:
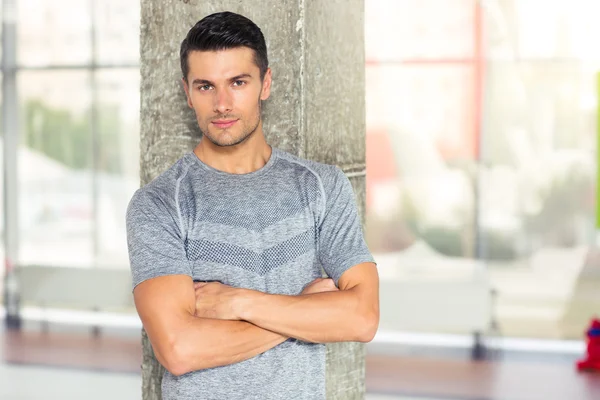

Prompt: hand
[
  {"left": 301, "top": 278, "right": 339, "bottom": 295},
  {"left": 194, "top": 281, "right": 242, "bottom": 320}
]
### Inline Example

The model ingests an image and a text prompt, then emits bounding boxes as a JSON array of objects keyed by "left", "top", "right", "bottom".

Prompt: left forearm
[{"left": 236, "top": 289, "right": 377, "bottom": 344}]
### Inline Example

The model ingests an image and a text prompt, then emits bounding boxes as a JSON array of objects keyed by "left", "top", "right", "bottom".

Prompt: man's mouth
[{"left": 212, "top": 119, "right": 238, "bottom": 129}]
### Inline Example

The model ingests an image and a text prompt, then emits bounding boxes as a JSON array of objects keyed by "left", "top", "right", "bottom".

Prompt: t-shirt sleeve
[
  {"left": 126, "top": 188, "right": 192, "bottom": 291},
  {"left": 317, "top": 166, "right": 375, "bottom": 285}
]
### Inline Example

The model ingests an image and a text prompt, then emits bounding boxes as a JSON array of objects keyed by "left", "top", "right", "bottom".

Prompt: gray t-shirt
[{"left": 126, "top": 146, "right": 374, "bottom": 400}]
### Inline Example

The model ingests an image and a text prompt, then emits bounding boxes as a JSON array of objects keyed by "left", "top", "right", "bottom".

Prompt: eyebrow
[{"left": 191, "top": 74, "right": 252, "bottom": 86}]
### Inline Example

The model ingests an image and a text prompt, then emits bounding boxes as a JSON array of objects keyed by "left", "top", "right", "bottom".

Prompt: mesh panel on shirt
[{"left": 185, "top": 228, "right": 315, "bottom": 275}]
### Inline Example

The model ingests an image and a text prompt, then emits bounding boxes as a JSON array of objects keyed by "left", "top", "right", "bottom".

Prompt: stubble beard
[{"left": 200, "top": 100, "right": 263, "bottom": 148}]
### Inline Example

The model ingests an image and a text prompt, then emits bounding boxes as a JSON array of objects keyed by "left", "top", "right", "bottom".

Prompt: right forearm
[{"left": 172, "top": 317, "right": 287, "bottom": 375}]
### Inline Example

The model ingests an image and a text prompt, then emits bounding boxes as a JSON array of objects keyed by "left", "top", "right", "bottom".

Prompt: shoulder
[
  {"left": 273, "top": 148, "right": 343, "bottom": 190},
  {"left": 127, "top": 154, "right": 195, "bottom": 217}
]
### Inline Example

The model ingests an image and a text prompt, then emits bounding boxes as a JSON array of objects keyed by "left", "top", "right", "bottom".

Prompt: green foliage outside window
[{"left": 23, "top": 99, "right": 123, "bottom": 174}]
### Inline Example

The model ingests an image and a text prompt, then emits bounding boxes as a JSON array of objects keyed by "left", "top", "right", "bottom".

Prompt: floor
[
  {"left": 1, "top": 363, "right": 141, "bottom": 400},
  {"left": 2, "top": 324, "right": 600, "bottom": 400},
  {"left": 366, "top": 354, "right": 600, "bottom": 400},
  {"left": 0, "top": 363, "right": 434, "bottom": 400}
]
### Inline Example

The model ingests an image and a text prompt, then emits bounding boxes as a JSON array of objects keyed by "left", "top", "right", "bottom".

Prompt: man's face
[{"left": 183, "top": 47, "right": 271, "bottom": 147}]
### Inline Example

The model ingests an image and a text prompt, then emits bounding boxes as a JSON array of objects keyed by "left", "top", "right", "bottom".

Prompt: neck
[{"left": 193, "top": 124, "right": 272, "bottom": 175}]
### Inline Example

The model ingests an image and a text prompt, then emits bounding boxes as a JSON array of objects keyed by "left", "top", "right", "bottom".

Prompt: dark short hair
[{"left": 180, "top": 12, "right": 269, "bottom": 82}]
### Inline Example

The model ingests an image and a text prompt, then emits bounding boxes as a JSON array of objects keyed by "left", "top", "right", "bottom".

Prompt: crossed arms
[{"left": 133, "top": 262, "right": 379, "bottom": 377}]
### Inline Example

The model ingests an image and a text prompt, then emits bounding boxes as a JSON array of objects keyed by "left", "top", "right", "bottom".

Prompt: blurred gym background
[{"left": 1, "top": 1, "right": 599, "bottom": 399}]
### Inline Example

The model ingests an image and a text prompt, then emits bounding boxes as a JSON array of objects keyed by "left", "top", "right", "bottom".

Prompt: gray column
[{"left": 140, "top": 1, "right": 367, "bottom": 399}]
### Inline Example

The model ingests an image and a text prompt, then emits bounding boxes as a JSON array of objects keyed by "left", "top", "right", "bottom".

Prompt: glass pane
[
  {"left": 366, "top": 0, "right": 600, "bottom": 341},
  {"left": 486, "top": 0, "right": 600, "bottom": 61},
  {"left": 18, "top": 70, "right": 93, "bottom": 267},
  {"left": 94, "top": 69, "right": 140, "bottom": 268},
  {"left": 367, "top": 64, "right": 476, "bottom": 160},
  {"left": 366, "top": 0, "right": 474, "bottom": 62},
  {"left": 366, "top": 63, "right": 479, "bottom": 334},
  {"left": 366, "top": 63, "right": 476, "bottom": 256},
  {"left": 18, "top": 0, "right": 91, "bottom": 66},
  {"left": 481, "top": 60, "right": 600, "bottom": 339},
  {"left": 94, "top": 0, "right": 140, "bottom": 65},
  {"left": 366, "top": 0, "right": 480, "bottom": 336}
]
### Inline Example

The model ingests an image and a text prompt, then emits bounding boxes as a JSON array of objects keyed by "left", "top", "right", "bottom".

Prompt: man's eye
[
  {"left": 198, "top": 85, "right": 212, "bottom": 91},
  {"left": 233, "top": 80, "right": 246, "bottom": 87}
]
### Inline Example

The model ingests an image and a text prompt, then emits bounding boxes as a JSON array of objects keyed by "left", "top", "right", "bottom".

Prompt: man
[{"left": 126, "top": 11, "right": 379, "bottom": 400}]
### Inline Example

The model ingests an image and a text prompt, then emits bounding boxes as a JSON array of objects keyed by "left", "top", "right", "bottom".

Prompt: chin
[
  {"left": 206, "top": 133, "right": 244, "bottom": 147},
  {"left": 210, "top": 129, "right": 255, "bottom": 147}
]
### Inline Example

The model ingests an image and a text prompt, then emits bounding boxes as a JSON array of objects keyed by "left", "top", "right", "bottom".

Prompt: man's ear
[
  {"left": 260, "top": 68, "right": 272, "bottom": 101},
  {"left": 182, "top": 78, "right": 194, "bottom": 109}
]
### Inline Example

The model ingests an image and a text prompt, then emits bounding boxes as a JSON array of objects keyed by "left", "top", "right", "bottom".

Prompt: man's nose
[{"left": 214, "top": 89, "right": 233, "bottom": 114}]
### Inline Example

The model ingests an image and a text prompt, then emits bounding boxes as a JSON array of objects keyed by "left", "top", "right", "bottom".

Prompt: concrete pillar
[{"left": 140, "top": 1, "right": 367, "bottom": 398}]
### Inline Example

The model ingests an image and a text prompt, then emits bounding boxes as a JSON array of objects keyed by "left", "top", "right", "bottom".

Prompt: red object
[{"left": 577, "top": 318, "right": 600, "bottom": 372}]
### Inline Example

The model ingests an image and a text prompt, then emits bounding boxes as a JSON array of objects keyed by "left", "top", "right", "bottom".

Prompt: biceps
[
  {"left": 338, "top": 263, "right": 379, "bottom": 308},
  {"left": 338, "top": 263, "right": 378, "bottom": 291}
]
